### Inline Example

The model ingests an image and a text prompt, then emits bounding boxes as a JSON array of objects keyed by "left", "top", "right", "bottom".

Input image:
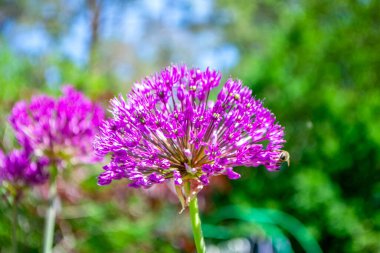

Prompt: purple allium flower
[
  {"left": 0, "top": 148, "right": 49, "bottom": 188},
  {"left": 9, "top": 86, "right": 105, "bottom": 165},
  {"left": 94, "top": 65, "right": 286, "bottom": 201}
]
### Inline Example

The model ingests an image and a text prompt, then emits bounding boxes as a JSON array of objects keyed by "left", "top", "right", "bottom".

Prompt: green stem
[
  {"left": 189, "top": 195, "right": 206, "bottom": 253},
  {"left": 12, "top": 200, "right": 18, "bottom": 253},
  {"left": 43, "top": 177, "right": 58, "bottom": 253}
]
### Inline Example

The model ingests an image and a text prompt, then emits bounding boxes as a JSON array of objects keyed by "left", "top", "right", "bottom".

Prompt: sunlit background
[{"left": 1, "top": 0, "right": 380, "bottom": 252}]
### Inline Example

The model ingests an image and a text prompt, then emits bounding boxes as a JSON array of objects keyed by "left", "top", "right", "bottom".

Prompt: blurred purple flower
[
  {"left": 0, "top": 148, "right": 49, "bottom": 188},
  {"left": 9, "top": 86, "right": 105, "bottom": 165},
  {"left": 94, "top": 65, "right": 286, "bottom": 195}
]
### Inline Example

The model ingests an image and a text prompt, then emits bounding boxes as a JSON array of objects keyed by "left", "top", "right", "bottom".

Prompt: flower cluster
[
  {"left": 0, "top": 148, "right": 48, "bottom": 188},
  {"left": 94, "top": 65, "right": 286, "bottom": 191},
  {"left": 9, "top": 86, "right": 105, "bottom": 165}
]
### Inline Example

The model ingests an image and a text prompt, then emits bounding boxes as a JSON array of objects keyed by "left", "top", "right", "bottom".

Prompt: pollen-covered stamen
[{"left": 184, "top": 149, "right": 192, "bottom": 161}]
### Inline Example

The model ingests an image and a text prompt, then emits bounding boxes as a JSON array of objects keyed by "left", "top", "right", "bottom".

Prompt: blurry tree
[
  {"left": 0, "top": 0, "right": 235, "bottom": 83},
  {"left": 0, "top": 0, "right": 81, "bottom": 38}
]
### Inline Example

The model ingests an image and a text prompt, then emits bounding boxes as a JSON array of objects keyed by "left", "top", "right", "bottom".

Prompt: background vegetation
[{"left": 1, "top": 0, "right": 379, "bottom": 252}]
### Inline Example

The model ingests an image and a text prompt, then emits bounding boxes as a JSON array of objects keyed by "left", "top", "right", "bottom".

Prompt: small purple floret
[
  {"left": 94, "top": 65, "right": 286, "bottom": 188},
  {"left": 0, "top": 148, "right": 49, "bottom": 187},
  {"left": 9, "top": 86, "right": 105, "bottom": 165}
]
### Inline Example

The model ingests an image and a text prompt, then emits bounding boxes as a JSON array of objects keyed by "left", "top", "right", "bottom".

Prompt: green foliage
[
  {"left": 204, "top": 206, "right": 322, "bottom": 253},
  {"left": 214, "top": 0, "right": 380, "bottom": 252}
]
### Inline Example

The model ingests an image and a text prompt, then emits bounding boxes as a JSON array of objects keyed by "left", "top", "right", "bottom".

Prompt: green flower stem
[
  {"left": 189, "top": 195, "right": 206, "bottom": 253},
  {"left": 12, "top": 200, "right": 18, "bottom": 253},
  {"left": 43, "top": 175, "right": 58, "bottom": 253}
]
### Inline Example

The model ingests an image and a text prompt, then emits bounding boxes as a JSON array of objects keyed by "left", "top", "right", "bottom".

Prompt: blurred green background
[{"left": 1, "top": 0, "right": 379, "bottom": 252}]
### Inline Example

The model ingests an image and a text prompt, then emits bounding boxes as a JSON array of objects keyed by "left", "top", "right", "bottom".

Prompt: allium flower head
[
  {"left": 94, "top": 65, "right": 286, "bottom": 204},
  {"left": 9, "top": 86, "right": 105, "bottom": 165},
  {"left": 0, "top": 148, "right": 49, "bottom": 188}
]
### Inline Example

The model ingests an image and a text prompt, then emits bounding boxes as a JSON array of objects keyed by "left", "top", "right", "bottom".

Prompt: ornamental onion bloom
[
  {"left": 0, "top": 148, "right": 49, "bottom": 188},
  {"left": 94, "top": 65, "right": 286, "bottom": 205},
  {"left": 9, "top": 86, "right": 105, "bottom": 165}
]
